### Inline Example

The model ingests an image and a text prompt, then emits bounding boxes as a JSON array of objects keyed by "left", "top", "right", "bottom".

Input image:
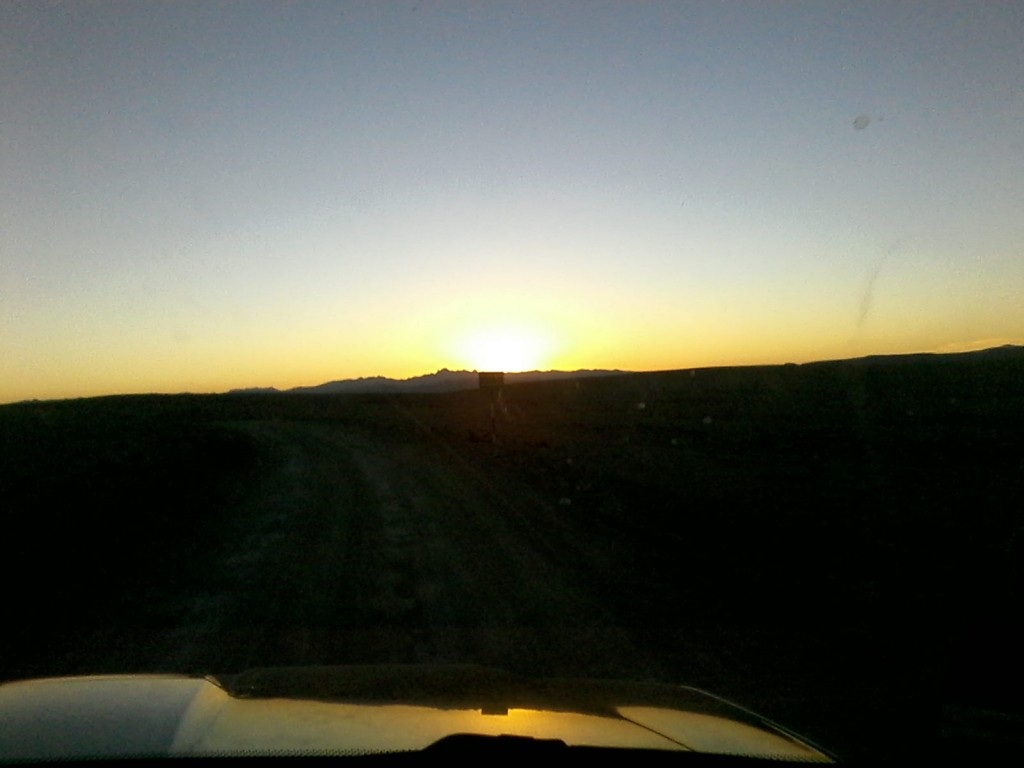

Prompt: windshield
[{"left": 2, "top": 1, "right": 1023, "bottom": 762}]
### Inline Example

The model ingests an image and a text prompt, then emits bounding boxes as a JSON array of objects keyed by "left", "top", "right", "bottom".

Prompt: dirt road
[
  {"left": 136, "top": 416, "right": 899, "bottom": 757},
  {"left": 156, "top": 417, "right": 725, "bottom": 687}
]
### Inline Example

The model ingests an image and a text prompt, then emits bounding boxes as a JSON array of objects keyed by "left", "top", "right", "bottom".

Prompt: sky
[{"left": 2, "top": 1, "right": 1023, "bottom": 402}]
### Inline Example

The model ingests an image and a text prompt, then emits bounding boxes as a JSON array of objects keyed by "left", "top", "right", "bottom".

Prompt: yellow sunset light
[{"left": 454, "top": 325, "right": 554, "bottom": 372}]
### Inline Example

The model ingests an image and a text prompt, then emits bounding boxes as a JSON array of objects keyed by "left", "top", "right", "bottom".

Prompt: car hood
[{"left": 0, "top": 665, "right": 832, "bottom": 762}]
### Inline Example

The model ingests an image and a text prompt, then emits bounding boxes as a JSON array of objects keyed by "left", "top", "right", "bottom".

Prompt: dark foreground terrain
[{"left": 3, "top": 349, "right": 1023, "bottom": 760}]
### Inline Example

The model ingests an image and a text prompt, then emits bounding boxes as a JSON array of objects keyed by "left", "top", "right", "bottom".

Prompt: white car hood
[{"left": 0, "top": 666, "right": 832, "bottom": 761}]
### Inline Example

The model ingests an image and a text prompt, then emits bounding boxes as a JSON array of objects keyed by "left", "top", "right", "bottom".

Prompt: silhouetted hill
[
  {"left": 803, "top": 344, "right": 1024, "bottom": 368},
  {"left": 228, "top": 368, "right": 628, "bottom": 395},
  {"left": 226, "top": 346, "right": 1024, "bottom": 397}
]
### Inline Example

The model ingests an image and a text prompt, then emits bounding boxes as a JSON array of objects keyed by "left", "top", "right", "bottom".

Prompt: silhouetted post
[{"left": 478, "top": 371, "right": 504, "bottom": 443}]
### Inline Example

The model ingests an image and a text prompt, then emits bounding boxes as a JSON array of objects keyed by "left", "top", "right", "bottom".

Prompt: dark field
[{"left": 2, "top": 350, "right": 1023, "bottom": 760}]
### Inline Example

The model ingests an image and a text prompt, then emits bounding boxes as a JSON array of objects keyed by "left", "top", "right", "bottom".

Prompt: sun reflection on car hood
[{"left": 0, "top": 665, "right": 831, "bottom": 762}]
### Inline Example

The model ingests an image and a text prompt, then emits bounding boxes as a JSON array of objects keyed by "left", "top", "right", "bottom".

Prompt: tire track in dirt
[{"left": 158, "top": 416, "right": 727, "bottom": 684}]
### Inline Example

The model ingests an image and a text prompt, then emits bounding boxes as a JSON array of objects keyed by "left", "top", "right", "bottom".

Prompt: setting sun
[{"left": 452, "top": 325, "right": 554, "bottom": 372}]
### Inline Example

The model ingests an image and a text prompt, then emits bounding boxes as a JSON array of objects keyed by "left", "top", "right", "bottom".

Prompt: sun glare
[{"left": 454, "top": 325, "right": 553, "bottom": 372}]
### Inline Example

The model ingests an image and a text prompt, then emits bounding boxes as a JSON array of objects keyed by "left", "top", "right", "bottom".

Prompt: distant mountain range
[
  {"left": 227, "top": 368, "right": 628, "bottom": 395},
  {"left": 228, "top": 344, "right": 1024, "bottom": 396}
]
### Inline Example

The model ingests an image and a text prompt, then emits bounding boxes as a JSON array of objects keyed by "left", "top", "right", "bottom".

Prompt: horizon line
[{"left": 4, "top": 344, "right": 1022, "bottom": 406}]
